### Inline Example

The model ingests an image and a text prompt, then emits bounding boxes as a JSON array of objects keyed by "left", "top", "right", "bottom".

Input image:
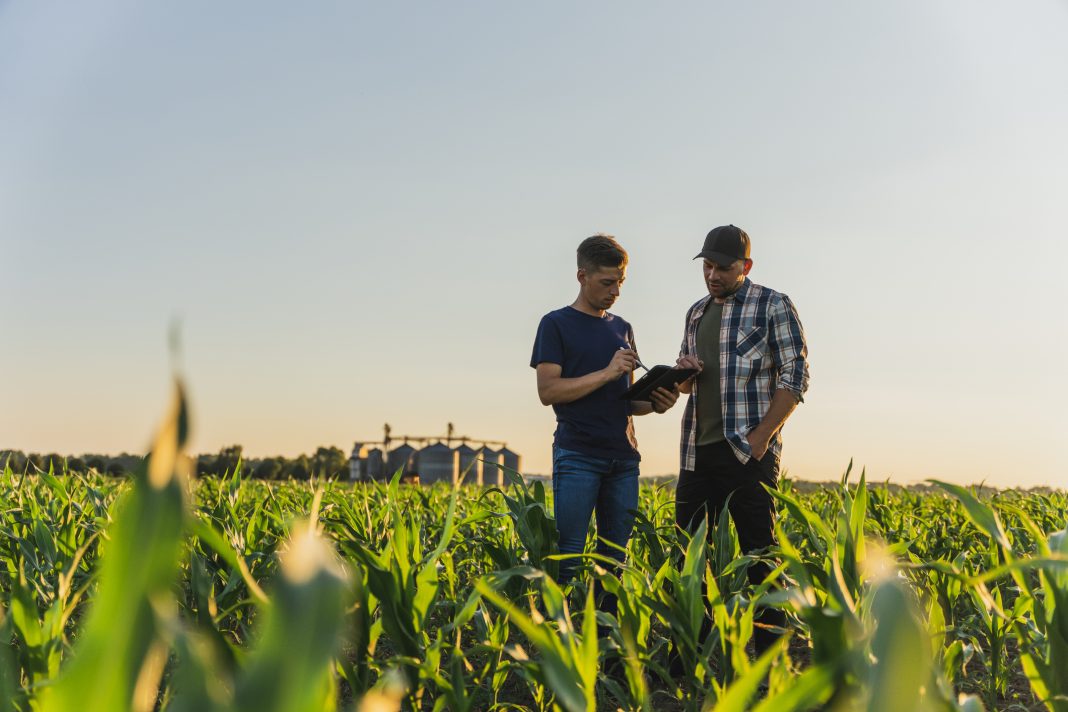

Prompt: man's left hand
[
  {"left": 746, "top": 428, "right": 772, "bottom": 461},
  {"left": 650, "top": 386, "right": 680, "bottom": 414}
]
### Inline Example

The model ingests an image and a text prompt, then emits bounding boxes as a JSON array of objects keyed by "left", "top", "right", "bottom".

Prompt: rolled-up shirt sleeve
[
  {"left": 768, "top": 294, "right": 809, "bottom": 403},
  {"left": 678, "top": 303, "right": 697, "bottom": 359}
]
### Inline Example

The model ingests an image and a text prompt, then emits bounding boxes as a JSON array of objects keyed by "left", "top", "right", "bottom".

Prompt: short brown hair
[{"left": 577, "top": 234, "right": 628, "bottom": 272}]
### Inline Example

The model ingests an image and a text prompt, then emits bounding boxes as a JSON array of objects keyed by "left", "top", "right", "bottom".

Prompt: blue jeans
[{"left": 551, "top": 446, "right": 640, "bottom": 585}]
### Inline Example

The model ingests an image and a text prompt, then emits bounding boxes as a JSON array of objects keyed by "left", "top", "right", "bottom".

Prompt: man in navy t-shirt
[{"left": 530, "top": 234, "right": 680, "bottom": 589}]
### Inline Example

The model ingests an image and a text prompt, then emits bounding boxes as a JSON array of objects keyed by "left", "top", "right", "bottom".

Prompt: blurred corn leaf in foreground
[
  {"left": 32, "top": 380, "right": 354, "bottom": 712},
  {"left": 1, "top": 604, "right": 19, "bottom": 712},
  {"left": 39, "top": 381, "right": 191, "bottom": 712},
  {"left": 168, "top": 513, "right": 353, "bottom": 712}
]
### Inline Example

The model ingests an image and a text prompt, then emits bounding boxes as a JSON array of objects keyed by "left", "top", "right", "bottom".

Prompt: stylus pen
[{"left": 619, "top": 346, "right": 649, "bottom": 372}]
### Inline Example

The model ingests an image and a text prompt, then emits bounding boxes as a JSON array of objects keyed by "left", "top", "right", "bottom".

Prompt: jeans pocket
[
  {"left": 553, "top": 446, "right": 585, "bottom": 468},
  {"left": 553, "top": 447, "right": 608, "bottom": 482}
]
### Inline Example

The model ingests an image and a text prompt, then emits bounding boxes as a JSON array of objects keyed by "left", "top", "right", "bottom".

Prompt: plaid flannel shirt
[{"left": 679, "top": 278, "right": 809, "bottom": 470}]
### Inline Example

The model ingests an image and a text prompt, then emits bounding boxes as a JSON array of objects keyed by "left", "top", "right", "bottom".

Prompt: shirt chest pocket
[{"left": 734, "top": 325, "right": 768, "bottom": 360}]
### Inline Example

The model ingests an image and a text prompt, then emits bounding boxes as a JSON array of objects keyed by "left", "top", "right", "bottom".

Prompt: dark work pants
[{"left": 675, "top": 440, "right": 785, "bottom": 655}]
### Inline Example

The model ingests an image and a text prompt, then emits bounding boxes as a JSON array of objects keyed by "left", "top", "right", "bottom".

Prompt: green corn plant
[
  {"left": 334, "top": 471, "right": 458, "bottom": 701},
  {"left": 476, "top": 568, "right": 599, "bottom": 712},
  {"left": 231, "top": 517, "right": 353, "bottom": 712},
  {"left": 405, "top": 557, "right": 487, "bottom": 712},
  {"left": 3, "top": 432, "right": 1066, "bottom": 711},
  {"left": 0, "top": 471, "right": 102, "bottom": 702},
  {"left": 704, "top": 568, "right": 753, "bottom": 693},
  {"left": 913, "top": 551, "right": 966, "bottom": 633},
  {"left": 167, "top": 513, "right": 354, "bottom": 712},
  {"left": 5, "top": 563, "right": 65, "bottom": 691},
  {"left": 767, "top": 486, "right": 836, "bottom": 591},
  {"left": 644, "top": 518, "right": 722, "bottom": 709},
  {"left": 765, "top": 539, "right": 987, "bottom": 712},
  {"left": 487, "top": 467, "right": 560, "bottom": 580},
  {"left": 864, "top": 549, "right": 987, "bottom": 712},
  {"left": 181, "top": 550, "right": 239, "bottom": 680},
  {"left": 1013, "top": 524, "right": 1068, "bottom": 711},
  {"left": 989, "top": 503, "right": 1068, "bottom": 712},
  {"left": 701, "top": 501, "right": 777, "bottom": 689},
  {"left": 628, "top": 506, "right": 672, "bottom": 582},
  {"left": 463, "top": 600, "right": 512, "bottom": 706},
  {"left": 772, "top": 519, "right": 863, "bottom": 708},
  {"left": 835, "top": 470, "right": 869, "bottom": 597},
  {"left": 932, "top": 481, "right": 1032, "bottom": 707},
  {"left": 415, "top": 629, "right": 479, "bottom": 712},
  {"left": 1, "top": 603, "right": 19, "bottom": 712},
  {"left": 707, "top": 494, "right": 748, "bottom": 594},
  {"left": 334, "top": 557, "right": 381, "bottom": 698},
  {"left": 590, "top": 561, "right": 655, "bottom": 712},
  {"left": 864, "top": 569, "right": 931, "bottom": 712},
  {"left": 963, "top": 582, "right": 1016, "bottom": 706},
  {"left": 710, "top": 637, "right": 783, "bottom": 712},
  {"left": 38, "top": 380, "right": 191, "bottom": 712},
  {"left": 923, "top": 580, "right": 974, "bottom": 703}
]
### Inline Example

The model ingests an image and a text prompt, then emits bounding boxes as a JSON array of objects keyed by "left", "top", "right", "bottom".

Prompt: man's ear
[
  {"left": 742, "top": 259, "right": 753, "bottom": 276},
  {"left": 577, "top": 268, "right": 587, "bottom": 285}
]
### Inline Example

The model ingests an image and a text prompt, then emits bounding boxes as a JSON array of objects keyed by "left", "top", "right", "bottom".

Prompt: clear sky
[{"left": 3, "top": 2, "right": 1067, "bottom": 488}]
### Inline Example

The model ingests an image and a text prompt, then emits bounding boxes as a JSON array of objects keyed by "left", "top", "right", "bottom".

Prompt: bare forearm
[
  {"left": 752, "top": 389, "right": 799, "bottom": 441},
  {"left": 538, "top": 370, "right": 612, "bottom": 405},
  {"left": 632, "top": 401, "right": 654, "bottom": 415}
]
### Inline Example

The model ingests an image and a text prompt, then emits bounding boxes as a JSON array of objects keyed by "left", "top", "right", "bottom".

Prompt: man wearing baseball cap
[{"left": 674, "top": 224, "right": 810, "bottom": 656}]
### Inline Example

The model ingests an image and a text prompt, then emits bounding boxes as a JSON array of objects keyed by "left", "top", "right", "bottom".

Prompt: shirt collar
[
  {"left": 690, "top": 277, "right": 751, "bottom": 324},
  {"left": 726, "top": 277, "right": 752, "bottom": 304}
]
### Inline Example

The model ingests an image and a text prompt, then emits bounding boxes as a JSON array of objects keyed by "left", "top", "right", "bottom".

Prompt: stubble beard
[{"left": 708, "top": 278, "right": 742, "bottom": 300}]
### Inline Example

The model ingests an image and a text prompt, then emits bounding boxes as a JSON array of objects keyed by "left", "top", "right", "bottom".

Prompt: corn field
[{"left": 2, "top": 382, "right": 1066, "bottom": 712}]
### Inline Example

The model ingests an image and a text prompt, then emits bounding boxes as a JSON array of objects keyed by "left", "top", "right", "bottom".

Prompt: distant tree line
[{"left": 0, "top": 445, "right": 351, "bottom": 481}]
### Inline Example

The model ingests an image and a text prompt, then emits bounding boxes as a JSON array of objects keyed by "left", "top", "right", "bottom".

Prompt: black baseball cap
[{"left": 694, "top": 225, "right": 751, "bottom": 265}]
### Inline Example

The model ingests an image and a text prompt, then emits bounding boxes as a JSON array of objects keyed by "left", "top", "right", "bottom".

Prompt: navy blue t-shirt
[{"left": 530, "top": 306, "right": 640, "bottom": 461}]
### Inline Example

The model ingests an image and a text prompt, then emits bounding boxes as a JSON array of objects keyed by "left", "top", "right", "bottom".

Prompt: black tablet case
[{"left": 620, "top": 365, "right": 698, "bottom": 401}]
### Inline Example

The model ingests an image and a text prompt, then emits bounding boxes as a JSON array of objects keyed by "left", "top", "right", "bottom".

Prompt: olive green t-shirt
[{"left": 695, "top": 301, "right": 726, "bottom": 445}]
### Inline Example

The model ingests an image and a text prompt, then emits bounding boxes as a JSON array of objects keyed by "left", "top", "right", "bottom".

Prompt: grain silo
[
  {"left": 479, "top": 446, "right": 505, "bottom": 487},
  {"left": 349, "top": 443, "right": 364, "bottom": 481},
  {"left": 364, "top": 448, "right": 384, "bottom": 481},
  {"left": 387, "top": 443, "right": 418, "bottom": 478},
  {"left": 498, "top": 447, "right": 521, "bottom": 483},
  {"left": 418, "top": 443, "right": 455, "bottom": 485},
  {"left": 454, "top": 444, "right": 480, "bottom": 485}
]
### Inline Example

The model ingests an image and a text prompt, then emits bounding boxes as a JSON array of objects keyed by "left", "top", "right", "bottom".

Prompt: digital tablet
[{"left": 620, "top": 365, "right": 698, "bottom": 401}]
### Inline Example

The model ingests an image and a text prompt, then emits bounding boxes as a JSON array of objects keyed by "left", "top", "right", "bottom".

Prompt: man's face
[
  {"left": 579, "top": 265, "right": 626, "bottom": 312},
  {"left": 703, "top": 258, "right": 751, "bottom": 299}
]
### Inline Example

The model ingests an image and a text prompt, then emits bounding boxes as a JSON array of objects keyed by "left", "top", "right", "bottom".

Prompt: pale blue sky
[{"left": 3, "top": 1, "right": 1067, "bottom": 487}]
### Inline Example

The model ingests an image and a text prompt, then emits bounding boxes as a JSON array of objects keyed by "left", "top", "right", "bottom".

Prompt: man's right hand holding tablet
[{"left": 675, "top": 354, "right": 703, "bottom": 394}]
